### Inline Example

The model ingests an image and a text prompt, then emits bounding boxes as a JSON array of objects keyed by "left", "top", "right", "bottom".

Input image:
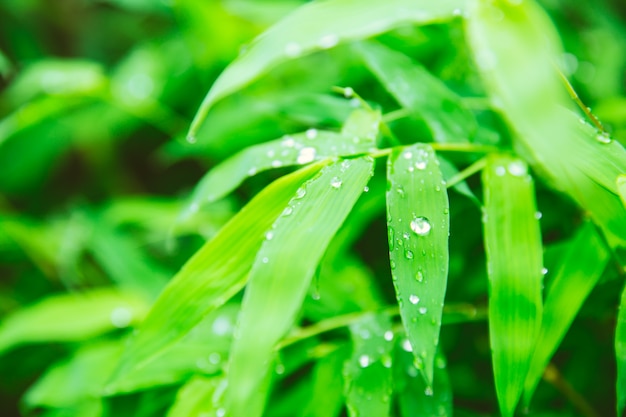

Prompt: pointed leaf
[
  {"left": 343, "top": 313, "right": 394, "bottom": 417},
  {"left": 188, "top": 0, "right": 466, "bottom": 139},
  {"left": 356, "top": 40, "right": 477, "bottom": 143},
  {"left": 524, "top": 222, "right": 609, "bottom": 405},
  {"left": 482, "top": 155, "right": 543, "bottom": 417},
  {"left": 108, "top": 161, "right": 325, "bottom": 387},
  {"left": 386, "top": 143, "right": 450, "bottom": 385},
  {"left": 226, "top": 157, "right": 374, "bottom": 417},
  {"left": 302, "top": 347, "right": 348, "bottom": 417}
]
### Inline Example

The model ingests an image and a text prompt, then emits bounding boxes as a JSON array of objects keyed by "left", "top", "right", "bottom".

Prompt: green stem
[{"left": 445, "top": 157, "right": 487, "bottom": 189}]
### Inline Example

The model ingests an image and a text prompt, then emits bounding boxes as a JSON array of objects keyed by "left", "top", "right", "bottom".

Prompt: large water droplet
[
  {"left": 409, "top": 294, "right": 420, "bottom": 304},
  {"left": 330, "top": 176, "right": 342, "bottom": 189},
  {"left": 410, "top": 216, "right": 431, "bottom": 236},
  {"left": 297, "top": 147, "right": 316, "bottom": 164}
]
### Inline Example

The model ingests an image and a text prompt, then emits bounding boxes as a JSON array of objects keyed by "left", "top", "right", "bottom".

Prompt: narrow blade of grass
[
  {"left": 107, "top": 161, "right": 325, "bottom": 389},
  {"left": 0, "top": 289, "right": 148, "bottom": 356},
  {"left": 465, "top": 0, "right": 626, "bottom": 244},
  {"left": 356, "top": 40, "right": 477, "bottom": 143},
  {"left": 386, "top": 144, "right": 449, "bottom": 385},
  {"left": 482, "top": 155, "right": 543, "bottom": 417},
  {"left": 225, "top": 157, "right": 374, "bottom": 417},
  {"left": 188, "top": 0, "right": 466, "bottom": 139},
  {"left": 524, "top": 221, "right": 609, "bottom": 405},
  {"left": 343, "top": 313, "right": 394, "bottom": 417},
  {"left": 180, "top": 108, "right": 379, "bottom": 221}
]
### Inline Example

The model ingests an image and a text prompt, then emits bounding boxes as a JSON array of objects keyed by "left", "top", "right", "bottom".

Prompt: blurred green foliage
[{"left": 0, "top": 1, "right": 625, "bottom": 417}]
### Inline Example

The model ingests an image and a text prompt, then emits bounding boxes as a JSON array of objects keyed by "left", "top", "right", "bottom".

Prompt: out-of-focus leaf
[
  {"left": 226, "top": 157, "right": 374, "bottom": 417},
  {"left": 482, "top": 155, "right": 543, "bottom": 417},
  {"left": 343, "top": 313, "right": 394, "bottom": 417},
  {"left": 524, "top": 222, "right": 609, "bottom": 405},
  {"left": 166, "top": 375, "right": 226, "bottom": 417},
  {"left": 181, "top": 108, "right": 379, "bottom": 220},
  {"left": 356, "top": 41, "right": 477, "bottom": 143},
  {"left": 618, "top": 175, "right": 626, "bottom": 208},
  {"left": 301, "top": 347, "right": 347, "bottom": 417},
  {"left": 0, "top": 49, "right": 12, "bottom": 78},
  {"left": 188, "top": 0, "right": 466, "bottom": 139},
  {"left": 617, "top": 282, "right": 626, "bottom": 416},
  {"left": 0, "top": 289, "right": 148, "bottom": 355},
  {"left": 394, "top": 343, "right": 452, "bottom": 417},
  {"left": 466, "top": 0, "right": 626, "bottom": 244},
  {"left": 386, "top": 143, "right": 450, "bottom": 385},
  {"left": 108, "top": 161, "right": 325, "bottom": 389}
]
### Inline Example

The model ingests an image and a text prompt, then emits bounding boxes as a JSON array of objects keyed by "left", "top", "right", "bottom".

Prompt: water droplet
[
  {"left": 419, "top": 307, "right": 428, "bottom": 315},
  {"left": 403, "top": 151, "right": 413, "bottom": 159},
  {"left": 363, "top": 186, "right": 369, "bottom": 192},
  {"left": 436, "top": 356, "right": 447, "bottom": 369},
  {"left": 216, "top": 408, "right": 226, "bottom": 417},
  {"left": 295, "top": 187, "right": 306, "bottom": 199},
  {"left": 212, "top": 316, "right": 233, "bottom": 336},
  {"left": 384, "top": 330, "right": 394, "bottom": 341},
  {"left": 508, "top": 160, "right": 527, "bottom": 177},
  {"left": 275, "top": 363, "right": 285, "bottom": 374},
  {"left": 453, "top": 7, "right": 463, "bottom": 16},
  {"left": 535, "top": 211, "right": 543, "bottom": 219},
  {"left": 282, "top": 206, "right": 293, "bottom": 216},
  {"left": 405, "top": 249, "right": 414, "bottom": 259},
  {"left": 541, "top": 267, "right": 548, "bottom": 275},
  {"left": 343, "top": 87, "right": 354, "bottom": 98},
  {"left": 272, "top": 160, "right": 283, "bottom": 168},
  {"left": 248, "top": 167, "right": 258, "bottom": 176},
  {"left": 305, "top": 128, "right": 318, "bottom": 139},
  {"left": 495, "top": 166, "right": 506, "bottom": 176},
  {"left": 402, "top": 339, "right": 413, "bottom": 352},
  {"left": 396, "top": 185, "right": 405, "bottom": 197},
  {"left": 284, "top": 42, "right": 302, "bottom": 58},
  {"left": 407, "top": 365, "right": 418, "bottom": 377},
  {"left": 330, "top": 176, "right": 342, "bottom": 189},
  {"left": 410, "top": 216, "right": 431, "bottom": 236},
  {"left": 425, "top": 386, "right": 434, "bottom": 396},
  {"left": 415, "top": 271, "right": 424, "bottom": 282},
  {"left": 409, "top": 294, "right": 420, "bottom": 304},
  {"left": 358, "top": 354, "right": 372, "bottom": 368},
  {"left": 265, "top": 231, "right": 274, "bottom": 240},
  {"left": 318, "top": 34, "right": 339, "bottom": 49},
  {"left": 110, "top": 307, "right": 132, "bottom": 328},
  {"left": 415, "top": 161, "right": 427, "bottom": 170},
  {"left": 267, "top": 149, "right": 275, "bottom": 158},
  {"left": 281, "top": 136, "right": 295, "bottom": 147},
  {"left": 597, "top": 132, "right": 612, "bottom": 144},
  {"left": 390, "top": 260, "right": 396, "bottom": 270},
  {"left": 296, "top": 147, "right": 316, "bottom": 164},
  {"left": 262, "top": 257, "right": 269, "bottom": 264},
  {"left": 209, "top": 352, "right": 221, "bottom": 364},
  {"left": 186, "top": 133, "right": 197, "bottom": 144}
]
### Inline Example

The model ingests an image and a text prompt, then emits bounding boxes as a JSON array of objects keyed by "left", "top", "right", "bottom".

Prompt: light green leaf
[
  {"left": 482, "top": 155, "right": 543, "bottom": 417},
  {"left": 180, "top": 108, "right": 379, "bottom": 221},
  {"left": 188, "top": 0, "right": 466, "bottom": 139},
  {"left": 0, "top": 288, "right": 148, "bottom": 356},
  {"left": 108, "top": 161, "right": 325, "bottom": 388},
  {"left": 356, "top": 40, "right": 477, "bottom": 143},
  {"left": 166, "top": 375, "right": 226, "bottom": 417},
  {"left": 225, "top": 157, "right": 374, "bottom": 417},
  {"left": 465, "top": 0, "right": 626, "bottom": 244},
  {"left": 524, "top": 221, "right": 609, "bottom": 405},
  {"left": 386, "top": 143, "right": 450, "bottom": 385},
  {"left": 301, "top": 347, "right": 347, "bottom": 417},
  {"left": 343, "top": 313, "right": 394, "bottom": 417},
  {"left": 394, "top": 345, "right": 452, "bottom": 417}
]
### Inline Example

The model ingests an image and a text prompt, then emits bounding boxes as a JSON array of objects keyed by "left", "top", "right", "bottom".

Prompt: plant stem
[{"left": 445, "top": 157, "right": 487, "bottom": 189}]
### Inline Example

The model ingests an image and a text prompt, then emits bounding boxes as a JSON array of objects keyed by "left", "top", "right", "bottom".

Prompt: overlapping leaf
[
  {"left": 524, "top": 221, "right": 609, "bottom": 405},
  {"left": 386, "top": 143, "right": 450, "bottom": 385},
  {"left": 107, "top": 161, "right": 325, "bottom": 388},
  {"left": 482, "top": 155, "right": 543, "bottom": 417},
  {"left": 188, "top": 0, "right": 466, "bottom": 139},
  {"left": 225, "top": 157, "right": 374, "bottom": 417}
]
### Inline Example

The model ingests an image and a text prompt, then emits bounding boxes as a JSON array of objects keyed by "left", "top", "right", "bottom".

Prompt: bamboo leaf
[
  {"left": 482, "top": 155, "right": 543, "bottom": 417},
  {"left": 524, "top": 222, "right": 609, "bottom": 405},
  {"left": 188, "top": 0, "right": 466, "bottom": 140},
  {"left": 225, "top": 157, "right": 374, "bottom": 417},
  {"left": 465, "top": 0, "right": 626, "bottom": 244},
  {"left": 0, "top": 289, "right": 148, "bottom": 356},
  {"left": 343, "top": 313, "right": 394, "bottom": 417},
  {"left": 386, "top": 143, "right": 450, "bottom": 385},
  {"left": 107, "top": 161, "right": 325, "bottom": 388},
  {"left": 355, "top": 40, "right": 477, "bottom": 143},
  {"left": 180, "top": 108, "right": 379, "bottom": 221}
]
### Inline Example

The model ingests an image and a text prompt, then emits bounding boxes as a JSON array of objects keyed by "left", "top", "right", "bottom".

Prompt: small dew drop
[
  {"left": 381, "top": 354, "right": 392, "bottom": 368},
  {"left": 405, "top": 250, "right": 414, "bottom": 259},
  {"left": 415, "top": 161, "right": 427, "bottom": 170},
  {"left": 535, "top": 211, "right": 543, "bottom": 219},
  {"left": 390, "top": 260, "right": 396, "bottom": 270},
  {"left": 508, "top": 160, "right": 527, "bottom": 177},
  {"left": 267, "top": 149, "right": 276, "bottom": 158},
  {"left": 596, "top": 132, "right": 612, "bottom": 144},
  {"left": 265, "top": 231, "right": 274, "bottom": 240},
  {"left": 318, "top": 34, "right": 339, "bottom": 49},
  {"left": 262, "top": 257, "right": 269, "bottom": 264},
  {"left": 275, "top": 363, "right": 286, "bottom": 375},
  {"left": 425, "top": 386, "right": 434, "bottom": 396},
  {"left": 343, "top": 87, "right": 354, "bottom": 98},
  {"left": 295, "top": 187, "right": 306, "bottom": 199},
  {"left": 409, "top": 294, "right": 420, "bottom": 304},
  {"left": 384, "top": 330, "right": 394, "bottom": 341},
  {"left": 212, "top": 316, "right": 232, "bottom": 336},
  {"left": 495, "top": 166, "right": 506, "bottom": 176},
  {"left": 396, "top": 185, "right": 405, "bottom": 197},
  {"left": 306, "top": 128, "right": 318, "bottom": 140},
  {"left": 209, "top": 352, "right": 222, "bottom": 364},
  {"left": 271, "top": 160, "right": 283, "bottom": 168},
  {"left": 284, "top": 42, "right": 302, "bottom": 58},
  {"left": 296, "top": 147, "right": 316, "bottom": 164},
  {"left": 403, "top": 151, "right": 413, "bottom": 159},
  {"left": 402, "top": 339, "right": 413, "bottom": 352},
  {"left": 407, "top": 365, "right": 419, "bottom": 377},
  {"left": 281, "top": 137, "right": 295, "bottom": 147},
  {"left": 248, "top": 167, "right": 258, "bottom": 176},
  {"left": 216, "top": 408, "right": 226, "bottom": 417},
  {"left": 110, "top": 307, "right": 132, "bottom": 328},
  {"left": 410, "top": 216, "right": 431, "bottom": 236},
  {"left": 330, "top": 176, "right": 343, "bottom": 189},
  {"left": 541, "top": 267, "right": 548, "bottom": 275},
  {"left": 358, "top": 354, "right": 372, "bottom": 368},
  {"left": 282, "top": 206, "right": 293, "bottom": 216},
  {"left": 419, "top": 307, "right": 428, "bottom": 315},
  {"left": 415, "top": 271, "right": 424, "bottom": 282},
  {"left": 363, "top": 186, "right": 370, "bottom": 192},
  {"left": 186, "top": 133, "right": 197, "bottom": 144}
]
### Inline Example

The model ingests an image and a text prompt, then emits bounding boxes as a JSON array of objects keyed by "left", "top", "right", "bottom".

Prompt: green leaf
[
  {"left": 618, "top": 175, "right": 626, "bottom": 208},
  {"left": 524, "top": 221, "right": 609, "bottom": 405},
  {"left": 188, "top": 0, "right": 466, "bottom": 139},
  {"left": 225, "top": 157, "right": 374, "bottom": 417},
  {"left": 386, "top": 143, "right": 450, "bottom": 385},
  {"left": 394, "top": 345, "right": 452, "bottom": 417},
  {"left": 301, "top": 347, "right": 347, "bottom": 417},
  {"left": 482, "top": 155, "right": 543, "bottom": 417},
  {"left": 0, "top": 288, "right": 148, "bottom": 356},
  {"left": 180, "top": 108, "right": 380, "bottom": 221},
  {"left": 166, "top": 375, "right": 225, "bottom": 417},
  {"left": 617, "top": 283, "right": 626, "bottom": 416},
  {"left": 356, "top": 40, "right": 477, "bottom": 143},
  {"left": 465, "top": 0, "right": 626, "bottom": 244},
  {"left": 108, "top": 161, "right": 325, "bottom": 388},
  {"left": 343, "top": 313, "right": 394, "bottom": 417}
]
